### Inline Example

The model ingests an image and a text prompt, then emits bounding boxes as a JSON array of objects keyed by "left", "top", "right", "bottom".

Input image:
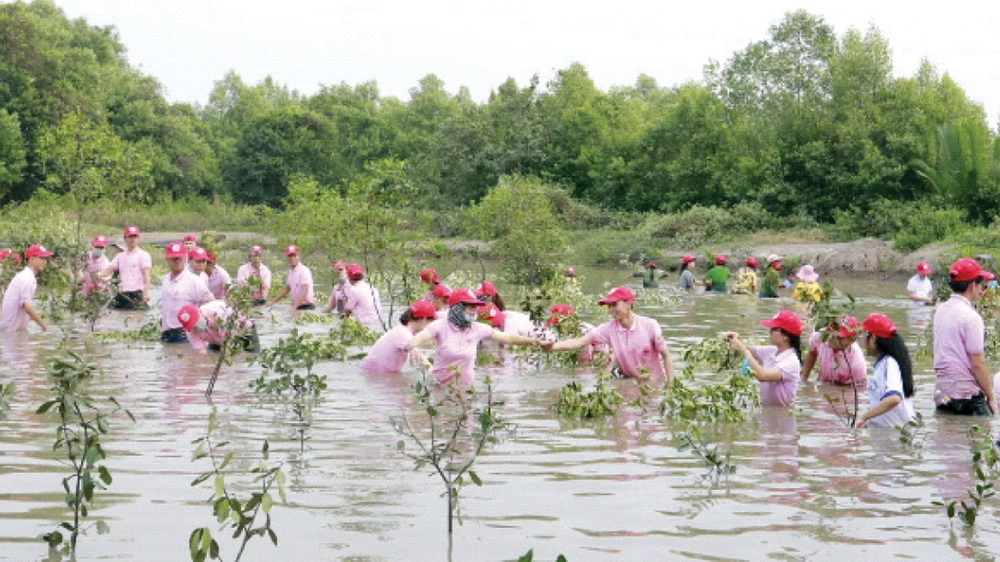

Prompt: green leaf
[
  {"left": 267, "top": 527, "right": 278, "bottom": 546},
  {"left": 214, "top": 474, "right": 225, "bottom": 497},
  {"left": 36, "top": 401, "right": 57, "bottom": 415},
  {"left": 96, "top": 519, "right": 110, "bottom": 534},
  {"left": 191, "top": 472, "right": 213, "bottom": 487},
  {"left": 261, "top": 492, "right": 273, "bottom": 513},
  {"left": 98, "top": 465, "right": 112, "bottom": 485},
  {"left": 469, "top": 471, "right": 483, "bottom": 486},
  {"left": 517, "top": 549, "right": 534, "bottom": 562}
]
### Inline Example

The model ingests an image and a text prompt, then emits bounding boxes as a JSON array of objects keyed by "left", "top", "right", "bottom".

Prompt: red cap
[
  {"left": 479, "top": 281, "right": 498, "bottom": 297},
  {"left": 165, "top": 242, "right": 187, "bottom": 259},
  {"left": 123, "top": 226, "right": 141, "bottom": 237},
  {"left": 409, "top": 300, "right": 437, "bottom": 320},
  {"left": 949, "top": 258, "right": 986, "bottom": 282},
  {"left": 420, "top": 268, "right": 440, "bottom": 283},
  {"left": 205, "top": 251, "right": 218, "bottom": 264},
  {"left": 598, "top": 286, "right": 636, "bottom": 306},
  {"left": 917, "top": 261, "right": 932, "bottom": 275},
  {"left": 189, "top": 247, "right": 209, "bottom": 261},
  {"left": 760, "top": 310, "right": 803, "bottom": 336},
  {"left": 91, "top": 236, "right": 109, "bottom": 248},
  {"left": 183, "top": 234, "right": 198, "bottom": 243},
  {"left": 285, "top": 245, "right": 300, "bottom": 257},
  {"left": 682, "top": 255, "right": 696, "bottom": 264},
  {"left": 481, "top": 303, "right": 505, "bottom": 328},
  {"left": 249, "top": 245, "right": 263, "bottom": 256},
  {"left": 178, "top": 304, "right": 201, "bottom": 331},
  {"left": 448, "top": 288, "right": 486, "bottom": 307},
  {"left": 432, "top": 285, "right": 452, "bottom": 300},
  {"left": 546, "top": 303, "right": 575, "bottom": 326},
  {"left": 566, "top": 267, "right": 576, "bottom": 276},
  {"left": 646, "top": 262, "right": 658, "bottom": 269},
  {"left": 715, "top": 255, "right": 728, "bottom": 265},
  {"left": 346, "top": 263, "right": 365, "bottom": 280},
  {"left": 837, "top": 316, "right": 862, "bottom": 338},
  {"left": 25, "top": 244, "right": 55, "bottom": 259},
  {"left": 0, "top": 249, "right": 11, "bottom": 261},
  {"left": 745, "top": 257, "right": 759, "bottom": 268},
  {"left": 862, "top": 313, "right": 897, "bottom": 339}
]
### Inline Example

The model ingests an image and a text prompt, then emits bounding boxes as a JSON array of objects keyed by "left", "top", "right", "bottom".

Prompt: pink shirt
[
  {"left": 808, "top": 331, "right": 867, "bottom": 385},
  {"left": 0, "top": 268, "right": 37, "bottom": 332},
  {"left": 584, "top": 315, "right": 669, "bottom": 379},
  {"left": 426, "top": 318, "right": 495, "bottom": 384},
  {"left": 752, "top": 346, "right": 801, "bottom": 407},
  {"left": 236, "top": 262, "right": 272, "bottom": 300},
  {"left": 502, "top": 310, "right": 536, "bottom": 337},
  {"left": 161, "top": 270, "right": 214, "bottom": 330},
  {"left": 207, "top": 266, "right": 232, "bottom": 300},
  {"left": 933, "top": 294, "right": 986, "bottom": 401},
  {"left": 184, "top": 300, "right": 252, "bottom": 352},
  {"left": 359, "top": 324, "right": 414, "bottom": 373},
  {"left": 285, "top": 263, "right": 314, "bottom": 306},
  {"left": 344, "top": 280, "right": 382, "bottom": 330},
  {"left": 82, "top": 254, "right": 111, "bottom": 297},
  {"left": 108, "top": 247, "right": 151, "bottom": 292}
]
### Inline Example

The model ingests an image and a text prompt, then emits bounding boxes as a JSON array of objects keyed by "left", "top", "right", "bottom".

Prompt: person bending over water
[{"left": 723, "top": 310, "right": 803, "bottom": 407}]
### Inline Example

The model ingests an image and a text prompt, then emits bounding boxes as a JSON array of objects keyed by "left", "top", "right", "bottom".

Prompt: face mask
[
  {"left": 339, "top": 275, "right": 348, "bottom": 283},
  {"left": 91, "top": 248, "right": 104, "bottom": 257},
  {"left": 193, "top": 317, "right": 208, "bottom": 332},
  {"left": 463, "top": 311, "right": 478, "bottom": 323}
]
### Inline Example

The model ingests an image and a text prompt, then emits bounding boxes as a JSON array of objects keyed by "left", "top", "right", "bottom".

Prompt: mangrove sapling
[
  {"left": 895, "top": 413, "right": 927, "bottom": 449},
  {"left": 675, "top": 424, "right": 736, "bottom": 481},
  {"left": 934, "top": 425, "right": 1000, "bottom": 527},
  {"left": 518, "top": 549, "right": 568, "bottom": 562},
  {"left": 391, "top": 375, "right": 513, "bottom": 534},
  {"left": 36, "top": 353, "right": 134, "bottom": 556},
  {"left": 189, "top": 408, "right": 286, "bottom": 562},
  {"left": 823, "top": 383, "right": 860, "bottom": 429},
  {"left": 205, "top": 284, "right": 260, "bottom": 397},
  {"left": 0, "top": 380, "right": 14, "bottom": 418},
  {"left": 91, "top": 316, "right": 161, "bottom": 342},
  {"left": 661, "top": 338, "right": 759, "bottom": 423},
  {"left": 555, "top": 372, "right": 624, "bottom": 418}
]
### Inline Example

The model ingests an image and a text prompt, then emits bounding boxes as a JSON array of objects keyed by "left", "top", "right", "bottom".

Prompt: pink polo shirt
[
  {"left": 359, "top": 324, "right": 414, "bottom": 373},
  {"left": 207, "top": 266, "right": 232, "bottom": 300},
  {"left": 236, "top": 262, "right": 272, "bottom": 300},
  {"left": 583, "top": 314, "right": 669, "bottom": 379},
  {"left": 285, "top": 263, "right": 314, "bottom": 306},
  {"left": 933, "top": 294, "right": 986, "bottom": 401},
  {"left": 344, "top": 280, "right": 382, "bottom": 330},
  {"left": 184, "top": 300, "right": 252, "bottom": 352},
  {"left": 426, "top": 318, "right": 495, "bottom": 384},
  {"left": 82, "top": 254, "right": 111, "bottom": 297},
  {"left": 752, "top": 346, "right": 801, "bottom": 407},
  {"left": 108, "top": 247, "right": 151, "bottom": 292},
  {"left": 501, "top": 310, "right": 536, "bottom": 336},
  {"left": 0, "top": 268, "right": 37, "bottom": 332},
  {"left": 161, "top": 270, "right": 214, "bottom": 331},
  {"left": 808, "top": 331, "right": 867, "bottom": 385}
]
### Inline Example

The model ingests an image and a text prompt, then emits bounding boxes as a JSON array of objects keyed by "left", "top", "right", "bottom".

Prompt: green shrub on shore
[
  {"left": 84, "top": 197, "right": 274, "bottom": 233},
  {"left": 830, "top": 199, "right": 965, "bottom": 251}
]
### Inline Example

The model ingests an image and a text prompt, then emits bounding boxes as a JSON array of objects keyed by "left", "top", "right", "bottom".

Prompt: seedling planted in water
[
  {"left": 555, "top": 372, "right": 624, "bottom": 418},
  {"left": 676, "top": 424, "right": 736, "bottom": 481},
  {"left": 933, "top": 425, "right": 999, "bottom": 526}
]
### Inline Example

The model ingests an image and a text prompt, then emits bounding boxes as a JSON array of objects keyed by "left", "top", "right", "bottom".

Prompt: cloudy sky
[{"left": 52, "top": 0, "right": 1000, "bottom": 126}]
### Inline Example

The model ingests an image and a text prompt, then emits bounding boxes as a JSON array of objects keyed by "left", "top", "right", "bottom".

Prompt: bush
[
  {"left": 570, "top": 228, "right": 663, "bottom": 267},
  {"left": 637, "top": 202, "right": 775, "bottom": 247},
  {"left": 831, "top": 199, "right": 966, "bottom": 251},
  {"left": 84, "top": 196, "right": 273, "bottom": 232}
]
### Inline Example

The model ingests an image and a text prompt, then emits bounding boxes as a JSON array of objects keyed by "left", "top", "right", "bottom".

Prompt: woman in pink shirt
[
  {"left": 236, "top": 245, "right": 272, "bottom": 305},
  {"left": 323, "top": 260, "right": 349, "bottom": 314},
  {"left": 476, "top": 281, "right": 506, "bottom": 310},
  {"left": 80, "top": 235, "right": 111, "bottom": 298},
  {"left": 204, "top": 252, "right": 232, "bottom": 300},
  {"left": 178, "top": 300, "right": 259, "bottom": 353},
  {"left": 802, "top": 316, "right": 867, "bottom": 386},
  {"left": 342, "top": 263, "right": 384, "bottom": 331},
  {"left": 360, "top": 301, "right": 437, "bottom": 373},
  {"left": 723, "top": 310, "right": 803, "bottom": 407},
  {"left": 480, "top": 303, "right": 536, "bottom": 336},
  {"left": 406, "top": 288, "right": 545, "bottom": 385}
]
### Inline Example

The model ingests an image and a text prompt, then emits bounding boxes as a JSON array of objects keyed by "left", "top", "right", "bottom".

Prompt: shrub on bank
[{"left": 830, "top": 199, "right": 965, "bottom": 251}]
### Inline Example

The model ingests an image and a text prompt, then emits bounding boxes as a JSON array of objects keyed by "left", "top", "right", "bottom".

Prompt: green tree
[
  {"left": 0, "top": 110, "right": 27, "bottom": 199},
  {"left": 911, "top": 120, "right": 1000, "bottom": 222}
]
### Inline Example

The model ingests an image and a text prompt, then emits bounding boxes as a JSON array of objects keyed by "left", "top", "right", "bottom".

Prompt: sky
[{"left": 49, "top": 0, "right": 1000, "bottom": 126}]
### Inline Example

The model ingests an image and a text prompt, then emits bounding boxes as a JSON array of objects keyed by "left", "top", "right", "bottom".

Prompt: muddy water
[{"left": 1, "top": 273, "right": 999, "bottom": 561}]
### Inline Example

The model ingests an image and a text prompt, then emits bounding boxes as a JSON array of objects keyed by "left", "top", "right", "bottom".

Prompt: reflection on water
[{"left": 1, "top": 273, "right": 998, "bottom": 560}]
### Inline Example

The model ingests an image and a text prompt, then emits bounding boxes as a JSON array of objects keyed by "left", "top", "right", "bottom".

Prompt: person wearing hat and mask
[
  {"left": 723, "top": 310, "right": 803, "bottom": 406},
  {"left": 679, "top": 255, "right": 700, "bottom": 292},
  {"left": 791, "top": 265, "right": 823, "bottom": 304},
  {"left": 322, "top": 260, "right": 349, "bottom": 314},
  {"left": 160, "top": 242, "right": 214, "bottom": 343},
  {"left": 633, "top": 262, "right": 664, "bottom": 289},
  {"left": 703, "top": 255, "right": 731, "bottom": 293},
  {"left": 0, "top": 244, "right": 54, "bottom": 332},
  {"left": 908, "top": 261, "right": 936, "bottom": 305},
  {"left": 177, "top": 300, "right": 259, "bottom": 354},
  {"left": 267, "top": 245, "right": 315, "bottom": 310},
  {"left": 759, "top": 254, "right": 783, "bottom": 299},
  {"left": 236, "top": 246, "right": 272, "bottom": 306},
  {"left": 855, "top": 313, "right": 915, "bottom": 428},
  {"left": 731, "top": 257, "right": 759, "bottom": 295},
  {"left": 342, "top": 263, "right": 383, "bottom": 331},
  {"left": 546, "top": 286, "right": 675, "bottom": 383},
  {"left": 360, "top": 300, "right": 438, "bottom": 374},
  {"left": 406, "top": 288, "right": 546, "bottom": 385},
  {"left": 476, "top": 281, "right": 506, "bottom": 311},
  {"left": 80, "top": 236, "right": 112, "bottom": 298},
  {"left": 932, "top": 258, "right": 997, "bottom": 415},
  {"left": 802, "top": 315, "right": 867, "bottom": 386},
  {"left": 100, "top": 226, "right": 152, "bottom": 310},
  {"left": 204, "top": 252, "right": 231, "bottom": 301}
]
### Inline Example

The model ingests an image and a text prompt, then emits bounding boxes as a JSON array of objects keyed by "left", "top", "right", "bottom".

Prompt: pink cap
[
  {"left": 837, "top": 316, "right": 862, "bottom": 338},
  {"left": 481, "top": 303, "right": 505, "bottom": 328},
  {"left": 25, "top": 244, "right": 55, "bottom": 259},
  {"left": 165, "top": 242, "right": 187, "bottom": 259},
  {"left": 346, "top": 263, "right": 365, "bottom": 280},
  {"left": 432, "top": 285, "right": 452, "bottom": 300},
  {"left": 249, "top": 245, "right": 264, "bottom": 256},
  {"left": 917, "top": 261, "right": 932, "bottom": 275},
  {"left": 598, "top": 286, "right": 636, "bottom": 306},
  {"left": 183, "top": 234, "right": 198, "bottom": 243},
  {"left": 409, "top": 300, "right": 437, "bottom": 319},
  {"left": 189, "top": 247, "right": 209, "bottom": 261},
  {"left": 745, "top": 257, "right": 759, "bottom": 268},
  {"left": 862, "top": 313, "right": 897, "bottom": 339},
  {"left": 123, "top": 226, "right": 141, "bottom": 237},
  {"left": 760, "top": 310, "right": 803, "bottom": 336},
  {"left": 285, "top": 245, "right": 300, "bottom": 257},
  {"left": 178, "top": 304, "right": 200, "bottom": 331},
  {"left": 420, "top": 268, "right": 440, "bottom": 283},
  {"left": 715, "top": 255, "right": 727, "bottom": 265},
  {"left": 448, "top": 288, "right": 486, "bottom": 307},
  {"left": 479, "top": 281, "right": 498, "bottom": 297},
  {"left": 205, "top": 251, "right": 218, "bottom": 263},
  {"left": 682, "top": 255, "right": 696, "bottom": 264},
  {"left": 91, "top": 236, "right": 109, "bottom": 248}
]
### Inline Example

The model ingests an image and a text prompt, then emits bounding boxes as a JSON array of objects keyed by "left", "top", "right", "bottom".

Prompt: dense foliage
[{"left": 2, "top": 2, "right": 1000, "bottom": 237}]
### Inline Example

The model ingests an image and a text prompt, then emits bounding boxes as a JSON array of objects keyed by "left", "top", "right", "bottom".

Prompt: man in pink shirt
[
  {"left": 80, "top": 235, "right": 111, "bottom": 298},
  {"left": 342, "top": 263, "right": 383, "bottom": 331},
  {"left": 546, "top": 286, "right": 675, "bottom": 383},
  {"left": 204, "top": 252, "right": 231, "bottom": 300},
  {"left": 101, "top": 226, "right": 151, "bottom": 310},
  {"left": 160, "top": 242, "right": 214, "bottom": 343},
  {"left": 178, "top": 300, "right": 259, "bottom": 353},
  {"left": 933, "top": 258, "right": 997, "bottom": 415},
  {"left": 236, "top": 246, "right": 272, "bottom": 305},
  {"left": 0, "top": 244, "right": 54, "bottom": 332},
  {"left": 189, "top": 247, "right": 210, "bottom": 284},
  {"left": 360, "top": 300, "right": 436, "bottom": 373},
  {"left": 267, "top": 245, "right": 315, "bottom": 310}
]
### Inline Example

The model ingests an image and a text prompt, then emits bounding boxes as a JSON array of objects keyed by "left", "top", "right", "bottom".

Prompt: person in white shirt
[
  {"left": 0, "top": 244, "right": 54, "bottom": 332},
  {"left": 907, "top": 261, "right": 935, "bottom": 305}
]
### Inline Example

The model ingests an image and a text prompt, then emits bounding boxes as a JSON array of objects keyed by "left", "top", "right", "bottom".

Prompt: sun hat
[
  {"left": 796, "top": 265, "right": 819, "bottom": 283},
  {"left": 183, "top": 234, "right": 198, "bottom": 243},
  {"left": 123, "top": 226, "right": 141, "bottom": 237},
  {"left": 916, "top": 261, "right": 932, "bottom": 275},
  {"left": 598, "top": 286, "right": 636, "bottom": 306},
  {"left": 862, "top": 313, "right": 897, "bottom": 339},
  {"left": 760, "top": 310, "right": 803, "bottom": 336},
  {"left": 189, "top": 247, "right": 209, "bottom": 261},
  {"left": 285, "top": 245, "right": 300, "bottom": 257},
  {"left": 949, "top": 258, "right": 987, "bottom": 282},
  {"left": 767, "top": 254, "right": 783, "bottom": 264},
  {"left": 91, "top": 236, "right": 109, "bottom": 248},
  {"left": 25, "top": 244, "right": 55, "bottom": 259},
  {"left": 409, "top": 300, "right": 437, "bottom": 320},
  {"left": 178, "top": 304, "right": 201, "bottom": 331},
  {"left": 546, "top": 303, "right": 575, "bottom": 326},
  {"left": 745, "top": 257, "right": 759, "bottom": 268},
  {"left": 448, "top": 288, "right": 486, "bottom": 307},
  {"left": 837, "top": 316, "right": 862, "bottom": 338},
  {"left": 682, "top": 255, "right": 696, "bottom": 264},
  {"left": 715, "top": 255, "right": 728, "bottom": 265},
  {"left": 165, "top": 242, "right": 187, "bottom": 259},
  {"left": 481, "top": 303, "right": 505, "bottom": 328},
  {"left": 419, "top": 268, "right": 440, "bottom": 283},
  {"left": 249, "top": 245, "right": 264, "bottom": 256},
  {"left": 432, "top": 285, "right": 452, "bottom": 300}
]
